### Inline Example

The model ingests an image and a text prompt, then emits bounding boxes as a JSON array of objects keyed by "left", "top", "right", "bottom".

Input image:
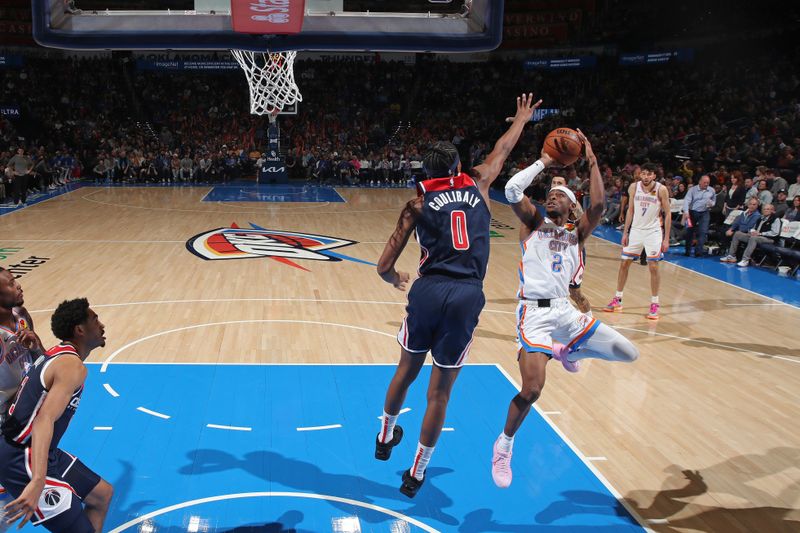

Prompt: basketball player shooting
[
  {"left": 550, "top": 176, "right": 591, "bottom": 315},
  {"left": 491, "top": 129, "right": 639, "bottom": 488},
  {"left": 604, "top": 163, "right": 671, "bottom": 319},
  {"left": 374, "top": 94, "right": 540, "bottom": 498}
]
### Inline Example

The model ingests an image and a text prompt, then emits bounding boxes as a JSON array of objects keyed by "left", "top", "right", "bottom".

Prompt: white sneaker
[
  {"left": 720, "top": 255, "right": 736, "bottom": 263},
  {"left": 737, "top": 260, "right": 749, "bottom": 267}
]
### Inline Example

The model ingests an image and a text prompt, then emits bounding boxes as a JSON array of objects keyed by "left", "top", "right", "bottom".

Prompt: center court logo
[{"left": 186, "top": 222, "right": 375, "bottom": 272}]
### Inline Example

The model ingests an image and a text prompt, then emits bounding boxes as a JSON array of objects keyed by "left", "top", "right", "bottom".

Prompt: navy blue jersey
[
  {"left": 416, "top": 173, "right": 491, "bottom": 281},
  {"left": 2, "top": 344, "right": 83, "bottom": 449}
]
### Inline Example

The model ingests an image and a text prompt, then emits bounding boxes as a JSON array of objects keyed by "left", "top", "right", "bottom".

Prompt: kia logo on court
[{"left": 186, "top": 222, "right": 375, "bottom": 271}]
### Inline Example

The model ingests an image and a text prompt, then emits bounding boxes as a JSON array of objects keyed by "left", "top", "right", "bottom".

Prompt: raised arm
[
  {"left": 377, "top": 197, "right": 423, "bottom": 291},
  {"left": 504, "top": 151, "right": 555, "bottom": 233},
  {"left": 575, "top": 129, "right": 603, "bottom": 243},
  {"left": 473, "top": 93, "right": 541, "bottom": 199}
]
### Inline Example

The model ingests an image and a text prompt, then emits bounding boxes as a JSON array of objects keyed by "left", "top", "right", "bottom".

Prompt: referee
[{"left": 7, "top": 148, "right": 33, "bottom": 206}]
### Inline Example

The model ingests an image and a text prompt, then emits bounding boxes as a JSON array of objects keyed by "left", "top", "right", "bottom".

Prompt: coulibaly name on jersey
[{"left": 427, "top": 190, "right": 482, "bottom": 211}]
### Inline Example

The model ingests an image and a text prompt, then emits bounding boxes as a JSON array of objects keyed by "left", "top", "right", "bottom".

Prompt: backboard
[{"left": 32, "top": 1, "right": 503, "bottom": 53}]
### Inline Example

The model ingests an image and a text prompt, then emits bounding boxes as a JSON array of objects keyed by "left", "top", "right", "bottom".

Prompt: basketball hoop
[{"left": 231, "top": 49, "right": 303, "bottom": 116}]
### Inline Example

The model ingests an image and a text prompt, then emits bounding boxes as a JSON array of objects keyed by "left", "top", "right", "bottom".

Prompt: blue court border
[
  {"left": 21, "top": 363, "right": 647, "bottom": 533},
  {"left": 201, "top": 184, "right": 346, "bottom": 203}
]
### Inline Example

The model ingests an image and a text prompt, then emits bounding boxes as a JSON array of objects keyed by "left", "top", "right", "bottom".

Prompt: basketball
[{"left": 543, "top": 128, "right": 584, "bottom": 166}]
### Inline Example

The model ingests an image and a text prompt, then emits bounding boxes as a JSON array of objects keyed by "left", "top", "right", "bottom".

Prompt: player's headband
[{"left": 550, "top": 185, "right": 577, "bottom": 204}]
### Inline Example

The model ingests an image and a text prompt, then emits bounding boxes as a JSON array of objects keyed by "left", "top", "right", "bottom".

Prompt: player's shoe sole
[
  {"left": 375, "top": 425, "right": 403, "bottom": 461},
  {"left": 400, "top": 468, "right": 425, "bottom": 498}
]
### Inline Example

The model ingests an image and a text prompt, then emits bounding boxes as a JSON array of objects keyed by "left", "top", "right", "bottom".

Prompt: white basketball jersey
[
  {"left": 0, "top": 309, "right": 34, "bottom": 409},
  {"left": 631, "top": 181, "right": 663, "bottom": 231},
  {"left": 518, "top": 219, "right": 581, "bottom": 300}
]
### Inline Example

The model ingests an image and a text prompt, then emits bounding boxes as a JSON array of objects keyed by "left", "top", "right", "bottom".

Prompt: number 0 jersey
[
  {"left": 416, "top": 173, "right": 491, "bottom": 282},
  {"left": 518, "top": 218, "right": 581, "bottom": 299}
]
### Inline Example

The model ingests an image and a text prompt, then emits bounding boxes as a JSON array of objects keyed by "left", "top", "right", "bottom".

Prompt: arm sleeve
[
  {"left": 504, "top": 159, "right": 546, "bottom": 204},
  {"left": 683, "top": 187, "right": 693, "bottom": 212}
]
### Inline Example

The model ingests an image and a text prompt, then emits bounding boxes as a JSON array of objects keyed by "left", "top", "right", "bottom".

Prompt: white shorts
[
  {"left": 622, "top": 227, "right": 663, "bottom": 261},
  {"left": 516, "top": 299, "right": 600, "bottom": 356}
]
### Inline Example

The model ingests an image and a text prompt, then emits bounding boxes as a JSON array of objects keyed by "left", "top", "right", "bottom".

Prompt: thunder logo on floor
[{"left": 186, "top": 222, "right": 376, "bottom": 271}]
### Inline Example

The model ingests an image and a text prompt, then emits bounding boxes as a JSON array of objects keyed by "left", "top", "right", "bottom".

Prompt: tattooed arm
[{"left": 377, "top": 197, "right": 423, "bottom": 291}]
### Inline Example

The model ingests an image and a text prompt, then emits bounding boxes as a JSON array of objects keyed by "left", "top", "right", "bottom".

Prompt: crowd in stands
[{"left": 2, "top": 38, "right": 799, "bottom": 270}]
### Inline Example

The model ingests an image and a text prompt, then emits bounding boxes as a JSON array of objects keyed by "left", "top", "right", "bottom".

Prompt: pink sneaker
[
  {"left": 603, "top": 296, "right": 623, "bottom": 312},
  {"left": 647, "top": 303, "right": 660, "bottom": 320},
  {"left": 551, "top": 342, "right": 580, "bottom": 373},
  {"left": 491, "top": 437, "right": 513, "bottom": 488}
]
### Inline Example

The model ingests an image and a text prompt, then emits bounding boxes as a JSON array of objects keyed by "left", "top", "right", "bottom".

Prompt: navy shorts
[
  {"left": 0, "top": 442, "right": 100, "bottom": 532},
  {"left": 397, "top": 275, "right": 485, "bottom": 368}
]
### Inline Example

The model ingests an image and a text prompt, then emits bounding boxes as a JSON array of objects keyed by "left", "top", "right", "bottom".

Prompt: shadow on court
[
  {"left": 178, "top": 449, "right": 460, "bottom": 526},
  {"left": 624, "top": 448, "right": 800, "bottom": 532},
  {"left": 458, "top": 490, "right": 640, "bottom": 532}
]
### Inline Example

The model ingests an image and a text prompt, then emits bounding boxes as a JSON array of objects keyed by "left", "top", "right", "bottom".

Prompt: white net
[{"left": 231, "top": 49, "right": 303, "bottom": 116}]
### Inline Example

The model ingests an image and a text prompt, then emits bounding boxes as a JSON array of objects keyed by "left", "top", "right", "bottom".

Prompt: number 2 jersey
[
  {"left": 518, "top": 218, "right": 581, "bottom": 299},
  {"left": 416, "top": 173, "right": 491, "bottom": 282}
]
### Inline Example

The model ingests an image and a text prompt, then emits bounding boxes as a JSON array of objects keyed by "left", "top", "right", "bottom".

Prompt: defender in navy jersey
[
  {"left": 1, "top": 299, "right": 112, "bottom": 533},
  {"left": 374, "top": 94, "right": 542, "bottom": 498}
]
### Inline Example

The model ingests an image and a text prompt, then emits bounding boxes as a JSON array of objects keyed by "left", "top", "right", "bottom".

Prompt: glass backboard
[{"left": 32, "top": 1, "right": 503, "bottom": 53}]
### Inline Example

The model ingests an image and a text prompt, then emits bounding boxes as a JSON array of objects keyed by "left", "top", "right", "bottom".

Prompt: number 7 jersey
[
  {"left": 416, "top": 173, "right": 491, "bottom": 282},
  {"left": 518, "top": 219, "right": 581, "bottom": 299}
]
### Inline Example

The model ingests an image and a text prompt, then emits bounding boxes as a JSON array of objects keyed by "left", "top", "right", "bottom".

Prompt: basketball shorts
[
  {"left": 516, "top": 298, "right": 600, "bottom": 356},
  {"left": 569, "top": 247, "right": 587, "bottom": 289},
  {"left": 0, "top": 442, "right": 100, "bottom": 532},
  {"left": 622, "top": 227, "right": 663, "bottom": 261},
  {"left": 397, "top": 275, "right": 485, "bottom": 368}
]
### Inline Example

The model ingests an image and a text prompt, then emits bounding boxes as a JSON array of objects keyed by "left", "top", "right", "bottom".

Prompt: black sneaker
[
  {"left": 374, "top": 425, "right": 403, "bottom": 461},
  {"left": 400, "top": 468, "right": 425, "bottom": 498}
]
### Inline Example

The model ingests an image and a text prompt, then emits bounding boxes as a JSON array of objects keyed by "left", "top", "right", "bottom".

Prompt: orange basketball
[{"left": 543, "top": 128, "right": 584, "bottom": 166}]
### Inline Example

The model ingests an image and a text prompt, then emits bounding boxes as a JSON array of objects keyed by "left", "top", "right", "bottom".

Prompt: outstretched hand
[
  {"left": 575, "top": 128, "right": 595, "bottom": 161},
  {"left": 505, "top": 93, "right": 542, "bottom": 123}
]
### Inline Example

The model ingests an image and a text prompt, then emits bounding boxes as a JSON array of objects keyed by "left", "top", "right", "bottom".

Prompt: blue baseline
[
  {"left": 0, "top": 182, "right": 84, "bottom": 217},
  {"left": 24, "top": 364, "right": 644, "bottom": 532},
  {"left": 488, "top": 189, "right": 800, "bottom": 307},
  {"left": 203, "top": 185, "right": 345, "bottom": 203}
]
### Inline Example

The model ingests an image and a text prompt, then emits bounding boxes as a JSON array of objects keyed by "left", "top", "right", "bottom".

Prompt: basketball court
[
  {"left": 4, "top": 1, "right": 799, "bottom": 531},
  {"left": 2, "top": 183, "right": 797, "bottom": 532}
]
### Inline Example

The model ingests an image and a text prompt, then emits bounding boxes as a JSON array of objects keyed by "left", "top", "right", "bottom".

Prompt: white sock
[
  {"left": 410, "top": 443, "right": 435, "bottom": 480},
  {"left": 615, "top": 291, "right": 623, "bottom": 299},
  {"left": 651, "top": 296, "right": 659, "bottom": 304},
  {"left": 378, "top": 411, "right": 398, "bottom": 444},
  {"left": 496, "top": 432, "right": 514, "bottom": 453}
]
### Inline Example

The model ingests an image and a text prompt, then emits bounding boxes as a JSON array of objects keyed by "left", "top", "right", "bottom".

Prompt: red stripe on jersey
[
  {"left": 419, "top": 173, "right": 476, "bottom": 193},
  {"left": 45, "top": 344, "right": 79, "bottom": 358}
]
